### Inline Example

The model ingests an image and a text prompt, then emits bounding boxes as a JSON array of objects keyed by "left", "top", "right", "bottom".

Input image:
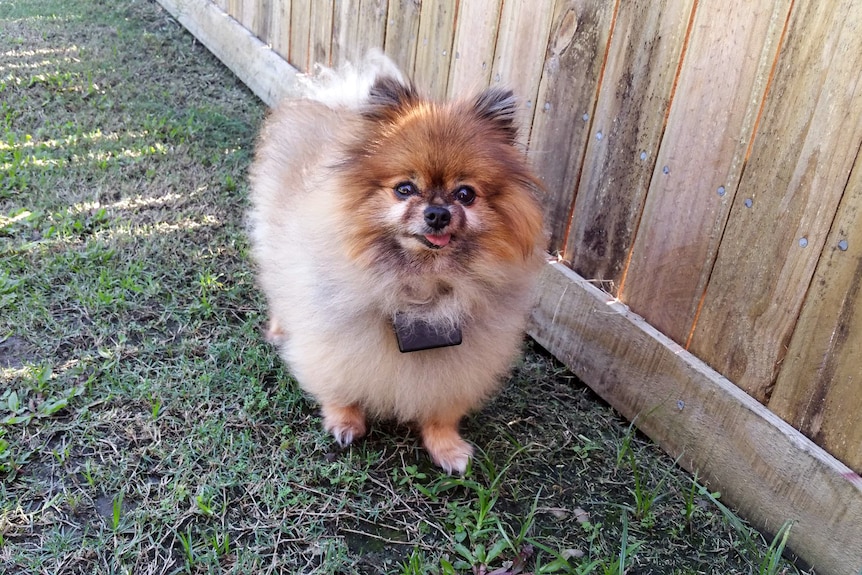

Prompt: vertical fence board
[
  {"left": 769, "top": 150, "right": 862, "bottom": 473},
  {"left": 413, "top": 0, "right": 458, "bottom": 99},
  {"left": 689, "top": 0, "right": 862, "bottom": 402},
  {"left": 358, "top": 0, "right": 388, "bottom": 58},
  {"left": 384, "top": 0, "right": 422, "bottom": 75},
  {"left": 331, "top": 0, "right": 360, "bottom": 66},
  {"left": 332, "top": 0, "right": 388, "bottom": 67},
  {"left": 240, "top": 0, "right": 260, "bottom": 38},
  {"left": 239, "top": 0, "right": 253, "bottom": 27},
  {"left": 309, "top": 1, "right": 333, "bottom": 67},
  {"left": 489, "top": 0, "right": 555, "bottom": 144},
  {"left": 269, "top": 0, "right": 290, "bottom": 58},
  {"left": 527, "top": 0, "right": 617, "bottom": 253},
  {"left": 258, "top": 0, "right": 274, "bottom": 44},
  {"left": 563, "top": 0, "right": 693, "bottom": 293},
  {"left": 447, "top": 0, "right": 501, "bottom": 96},
  {"left": 227, "top": 0, "right": 240, "bottom": 20},
  {"left": 620, "top": 0, "right": 791, "bottom": 342},
  {"left": 289, "top": 0, "right": 311, "bottom": 70}
]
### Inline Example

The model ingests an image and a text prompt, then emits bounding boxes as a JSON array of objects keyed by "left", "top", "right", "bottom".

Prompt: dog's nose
[{"left": 424, "top": 206, "right": 451, "bottom": 230}]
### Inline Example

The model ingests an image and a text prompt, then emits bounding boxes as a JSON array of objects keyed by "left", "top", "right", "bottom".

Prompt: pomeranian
[{"left": 248, "top": 53, "right": 545, "bottom": 474}]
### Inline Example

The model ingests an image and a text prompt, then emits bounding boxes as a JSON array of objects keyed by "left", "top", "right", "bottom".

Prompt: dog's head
[{"left": 335, "top": 77, "right": 545, "bottom": 278}]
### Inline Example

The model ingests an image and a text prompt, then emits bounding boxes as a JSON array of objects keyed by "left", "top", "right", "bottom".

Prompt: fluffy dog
[{"left": 248, "top": 54, "right": 545, "bottom": 474}]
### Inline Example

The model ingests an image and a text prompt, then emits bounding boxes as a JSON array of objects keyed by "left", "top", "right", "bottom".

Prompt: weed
[
  {"left": 176, "top": 525, "right": 196, "bottom": 571},
  {"left": 571, "top": 433, "right": 602, "bottom": 461},
  {"left": 760, "top": 521, "right": 794, "bottom": 575},
  {"left": 0, "top": 430, "right": 10, "bottom": 473},
  {"left": 194, "top": 486, "right": 222, "bottom": 517},
  {"left": 615, "top": 421, "right": 636, "bottom": 468},
  {"left": 211, "top": 529, "right": 230, "bottom": 558},
  {"left": 81, "top": 459, "right": 97, "bottom": 488},
  {"left": 401, "top": 549, "right": 433, "bottom": 575},
  {"left": 604, "top": 511, "right": 642, "bottom": 575},
  {"left": 1, "top": 379, "right": 85, "bottom": 425},
  {"left": 681, "top": 470, "right": 700, "bottom": 527},
  {"left": 111, "top": 490, "right": 124, "bottom": 531},
  {"left": 150, "top": 396, "right": 164, "bottom": 420},
  {"left": 430, "top": 448, "right": 520, "bottom": 570},
  {"left": 625, "top": 450, "right": 676, "bottom": 524}
]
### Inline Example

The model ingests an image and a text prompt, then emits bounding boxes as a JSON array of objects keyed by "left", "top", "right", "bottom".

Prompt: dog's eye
[
  {"left": 394, "top": 182, "right": 418, "bottom": 199},
  {"left": 454, "top": 186, "right": 476, "bottom": 206}
]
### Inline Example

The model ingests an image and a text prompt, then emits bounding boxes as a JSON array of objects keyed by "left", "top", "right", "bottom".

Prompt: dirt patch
[{"left": 0, "top": 336, "right": 37, "bottom": 369}]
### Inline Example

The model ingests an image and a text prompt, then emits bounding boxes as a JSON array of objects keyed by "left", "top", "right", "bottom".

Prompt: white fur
[{"left": 297, "top": 49, "right": 405, "bottom": 109}]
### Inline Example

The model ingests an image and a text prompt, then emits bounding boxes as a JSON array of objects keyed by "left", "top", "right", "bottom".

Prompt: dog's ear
[
  {"left": 364, "top": 77, "right": 419, "bottom": 121},
  {"left": 472, "top": 88, "right": 519, "bottom": 143}
]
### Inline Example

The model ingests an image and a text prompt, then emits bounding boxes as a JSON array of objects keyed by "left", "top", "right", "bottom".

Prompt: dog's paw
[
  {"left": 321, "top": 404, "right": 367, "bottom": 447},
  {"left": 421, "top": 422, "right": 474, "bottom": 475},
  {"left": 264, "top": 318, "right": 287, "bottom": 345}
]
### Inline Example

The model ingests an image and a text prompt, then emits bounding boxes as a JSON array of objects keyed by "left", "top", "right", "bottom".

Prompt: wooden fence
[{"left": 157, "top": 0, "right": 862, "bottom": 573}]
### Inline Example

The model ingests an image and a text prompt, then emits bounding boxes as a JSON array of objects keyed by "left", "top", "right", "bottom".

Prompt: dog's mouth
[{"left": 416, "top": 233, "right": 452, "bottom": 249}]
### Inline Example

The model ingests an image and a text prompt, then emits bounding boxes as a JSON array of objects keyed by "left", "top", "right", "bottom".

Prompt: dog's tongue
[{"left": 424, "top": 233, "right": 451, "bottom": 247}]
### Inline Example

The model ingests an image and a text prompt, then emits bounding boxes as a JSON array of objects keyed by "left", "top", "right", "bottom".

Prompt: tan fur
[{"left": 248, "top": 80, "right": 545, "bottom": 474}]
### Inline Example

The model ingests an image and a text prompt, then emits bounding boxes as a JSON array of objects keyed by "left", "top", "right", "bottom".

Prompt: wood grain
[
  {"left": 413, "top": 0, "right": 457, "bottom": 99},
  {"left": 383, "top": 0, "right": 422, "bottom": 74},
  {"left": 308, "top": 0, "right": 333, "bottom": 67},
  {"left": 240, "top": 0, "right": 260, "bottom": 38},
  {"left": 689, "top": 1, "right": 862, "bottom": 402},
  {"left": 563, "top": 0, "right": 694, "bottom": 293},
  {"left": 619, "top": 0, "right": 791, "bottom": 342},
  {"left": 289, "top": 0, "right": 311, "bottom": 70},
  {"left": 357, "top": 0, "right": 388, "bottom": 61},
  {"left": 528, "top": 261, "right": 862, "bottom": 575},
  {"left": 527, "top": 0, "right": 617, "bottom": 253},
  {"left": 488, "top": 0, "right": 555, "bottom": 145},
  {"left": 156, "top": 0, "right": 303, "bottom": 107},
  {"left": 269, "top": 0, "right": 291, "bottom": 59},
  {"left": 331, "top": 0, "right": 387, "bottom": 67},
  {"left": 447, "top": 0, "right": 501, "bottom": 97},
  {"left": 769, "top": 147, "right": 862, "bottom": 474},
  {"left": 258, "top": 0, "right": 274, "bottom": 43},
  {"left": 330, "top": 0, "right": 361, "bottom": 66}
]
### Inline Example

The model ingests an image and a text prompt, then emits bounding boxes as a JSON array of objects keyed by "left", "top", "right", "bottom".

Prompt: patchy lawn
[{"left": 0, "top": 1, "right": 808, "bottom": 573}]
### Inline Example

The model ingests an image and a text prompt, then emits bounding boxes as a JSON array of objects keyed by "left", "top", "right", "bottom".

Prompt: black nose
[{"left": 423, "top": 206, "right": 451, "bottom": 230}]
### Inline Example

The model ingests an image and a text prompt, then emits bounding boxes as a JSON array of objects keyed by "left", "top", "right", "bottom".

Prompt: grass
[{"left": 0, "top": 0, "right": 813, "bottom": 573}]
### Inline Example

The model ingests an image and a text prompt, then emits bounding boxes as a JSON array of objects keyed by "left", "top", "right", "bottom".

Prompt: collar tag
[{"left": 393, "top": 313, "right": 462, "bottom": 353}]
